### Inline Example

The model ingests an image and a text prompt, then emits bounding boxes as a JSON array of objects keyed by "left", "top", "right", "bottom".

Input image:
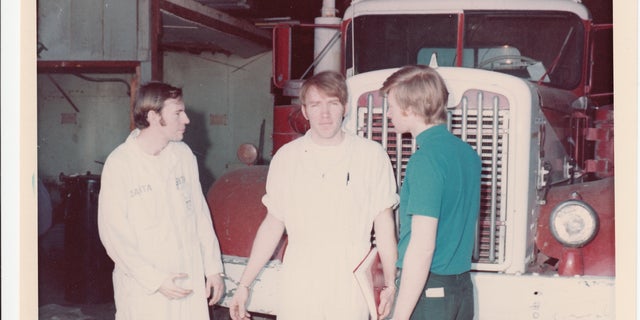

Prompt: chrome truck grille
[{"left": 356, "top": 89, "right": 510, "bottom": 268}]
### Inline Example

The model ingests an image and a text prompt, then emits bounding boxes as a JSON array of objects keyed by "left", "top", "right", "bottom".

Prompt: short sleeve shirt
[
  {"left": 260, "top": 131, "right": 399, "bottom": 319},
  {"left": 396, "top": 124, "right": 481, "bottom": 275}
]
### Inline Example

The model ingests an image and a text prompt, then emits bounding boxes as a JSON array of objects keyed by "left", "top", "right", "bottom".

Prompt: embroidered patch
[
  {"left": 129, "top": 184, "right": 152, "bottom": 197},
  {"left": 175, "top": 176, "right": 186, "bottom": 189}
]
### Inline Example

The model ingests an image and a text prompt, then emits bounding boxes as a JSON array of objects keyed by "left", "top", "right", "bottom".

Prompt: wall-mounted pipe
[
  {"left": 46, "top": 74, "right": 80, "bottom": 113},
  {"left": 72, "top": 74, "right": 131, "bottom": 96}
]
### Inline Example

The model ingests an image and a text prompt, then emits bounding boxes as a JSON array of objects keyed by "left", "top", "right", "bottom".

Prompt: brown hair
[
  {"left": 133, "top": 82, "right": 183, "bottom": 129},
  {"left": 380, "top": 65, "right": 448, "bottom": 125},
  {"left": 300, "top": 71, "right": 348, "bottom": 106}
]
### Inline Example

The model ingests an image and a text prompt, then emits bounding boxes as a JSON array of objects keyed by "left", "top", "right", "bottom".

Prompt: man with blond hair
[{"left": 381, "top": 65, "right": 481, "bottom": 320}]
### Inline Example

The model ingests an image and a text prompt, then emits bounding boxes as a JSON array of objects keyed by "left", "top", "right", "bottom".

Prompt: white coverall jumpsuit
[{"left": 98, "top": 129, "right": 223, "bottom": 320}]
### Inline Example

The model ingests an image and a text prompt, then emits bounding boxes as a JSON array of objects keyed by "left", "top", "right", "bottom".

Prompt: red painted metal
[
  {"left": 273, "top": 24, "right": 292, "bottom": 89},
  {"left": 570, "top": 111, "right": 588, "bottom": 167},
  {"left": 37, "top": 60, "right": 139, "bottom": 73},
  {"left": 206, "top": 166, "right": 287, "bottom": 260},
  {"left": 536, "top": 177, "right": 615, "bottom": 276},
  {"left": 587, "top": 107, "right": 614, "bottom": 178},
  {"left": 151, "top": 0, "right": 163, "bottom": 81},
  {"left": 340, "top": 19, "right": 350, "bottom": 73},
  {"left": 558, "top": 248, "right": 585, "bottom": 276},
  {"left": 272, "top": 105, "right": 309, "bottom": 154},
  {"left": 456, "top": 13, "right": 464, "bottom": 67}
]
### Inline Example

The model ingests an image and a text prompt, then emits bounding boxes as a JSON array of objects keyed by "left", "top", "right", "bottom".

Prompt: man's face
[
  {"left": 386, "top": 90, "right": 411, "bottom": 134},
  {"left": 158, "top": 98, "right": 190, "bottom": 141},
  {"left": 301, "top": 86, "right": 346, "bottom": 145}
]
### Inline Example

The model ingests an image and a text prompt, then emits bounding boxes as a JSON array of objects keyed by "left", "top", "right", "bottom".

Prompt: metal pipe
[
  {"left": 302, "top": 29, "right": 341, "bottom": 78},
  {"left": 367, "top": 94, "right": 374, "bottom": 140},
  {"left": 461, "top": 96, "right": 481, "bottom": 261},
  {"left": 321, "top": 0, "right": 336, "bottom": 17},
  {"left": 382, "top": 95, "right": 389, "bottom": 150},
  {"left": 476, "top": 92, "right": 483, "bottom": 157},
  {"left": 411, "top": 136, "right": 416, "bottom": 153},
  {"left": 314, "top": 0, "right": 340, "bottom": 74},
  {"left": 395, "top": 132, "right": 403, "bottom": 189},
  {"left": 489, "top": 96, "right": 500, "bottom": 262},
  {"left": 461, "top": 98, "right": 468, "bottom": 142}
]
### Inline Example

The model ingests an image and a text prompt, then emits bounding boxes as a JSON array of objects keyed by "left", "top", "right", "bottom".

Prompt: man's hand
[
  {"left": 206, "top": 273, "right": 225, "bottom": 306},
  {"left": 158, "top": 273, "right": 193, "bottom": 300},
  {"left": 378, "top": 285, "right": 396, "bottom": 319},
  {"left": 229, "top": 286, "right": 251, "bottom": 320}
]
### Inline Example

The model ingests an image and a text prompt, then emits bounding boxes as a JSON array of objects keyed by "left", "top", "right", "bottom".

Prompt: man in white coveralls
[
  {"left": 98, "top": 82, "right": 225, "bottom": 320},
  {"left": 229, "top": 71, "right": 399, "bottom": 320}
]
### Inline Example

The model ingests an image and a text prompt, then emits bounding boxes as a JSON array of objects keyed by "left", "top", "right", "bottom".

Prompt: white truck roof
[{"left": 344, "top": 0, "right": 590, "bottom": 20}]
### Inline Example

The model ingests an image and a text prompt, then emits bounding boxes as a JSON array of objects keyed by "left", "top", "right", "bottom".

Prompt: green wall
[{"left": 37, "top": 51, "right": 274, "bottom": 199}]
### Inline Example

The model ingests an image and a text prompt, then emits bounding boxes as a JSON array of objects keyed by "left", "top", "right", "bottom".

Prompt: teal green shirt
[{"left": 396, "top": 124, "right": 481, "bottom": 275}]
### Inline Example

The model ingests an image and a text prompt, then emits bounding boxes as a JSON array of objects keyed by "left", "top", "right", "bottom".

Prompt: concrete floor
[{"left": 37, "top": 223, "right": 227, "bottom": 320}]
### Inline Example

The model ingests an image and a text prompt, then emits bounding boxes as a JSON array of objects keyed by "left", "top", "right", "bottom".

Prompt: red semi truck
[{"left": 208, "top": 0, "right": 614, "bottom": 318}]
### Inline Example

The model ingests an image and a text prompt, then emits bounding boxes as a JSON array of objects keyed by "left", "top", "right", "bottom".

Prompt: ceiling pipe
[
  {"left": 314, "top": 0, "right": 340, "bottom": 74},
  {"left": 321, "top": 0, "right": 337, "bottom": 17}
]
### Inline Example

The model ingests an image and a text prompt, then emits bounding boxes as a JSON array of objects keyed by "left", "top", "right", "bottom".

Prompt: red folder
[{"left": 353, "top": 247, "right": 385, "bottom": 318}]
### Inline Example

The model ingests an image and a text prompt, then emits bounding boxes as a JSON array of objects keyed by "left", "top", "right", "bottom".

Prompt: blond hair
[{"left": 380, "top": 65, "right": 448, "bottom": 125}]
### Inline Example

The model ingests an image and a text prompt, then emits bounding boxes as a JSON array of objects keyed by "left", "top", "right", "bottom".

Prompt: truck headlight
[{"left": 549, "top": 200, "right": 599, "bottom": 247}]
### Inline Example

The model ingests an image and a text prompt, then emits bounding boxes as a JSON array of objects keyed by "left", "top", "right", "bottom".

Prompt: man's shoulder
[
  {"left": 168, "top": 141, "right": 193, "bottom": 154},
  {"left": 273, "top": 135, "right": 305, "bottom": 156},
  {"left": 348, "top": 133, "right": 386, "bottom": 153},
  {"left": 104, "top": 141, "right": 131, "bottom": 162}
]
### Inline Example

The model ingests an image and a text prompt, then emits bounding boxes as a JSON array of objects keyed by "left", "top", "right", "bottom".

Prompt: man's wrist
[{"left": 237, "top": 277, "right": 253, "bottom": 289}]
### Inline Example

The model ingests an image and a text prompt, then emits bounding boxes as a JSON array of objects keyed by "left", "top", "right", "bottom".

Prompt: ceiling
[{"left": 160, "top": 0, "right": 349, "bottom": 58}]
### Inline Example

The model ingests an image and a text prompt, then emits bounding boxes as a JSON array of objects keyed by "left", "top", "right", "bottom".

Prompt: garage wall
[
  {"left": 37, "top": 73, "right": 133, "bottom": 180},
  {"left": 37, "top": 51, "right": 274, "bottom": 196},
  {"left": 164, "top": 51, "right": 274, "bottom": 190},
  {"left": 37, "top": 0, "right": 148, "bottom": 61}
]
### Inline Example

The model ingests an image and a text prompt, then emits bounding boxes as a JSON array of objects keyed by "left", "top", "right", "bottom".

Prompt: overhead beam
[
  {"left": 151, "top": 0, "right": 163, "bottom": 80},
  {"left": 160, "top": 0, "right": 271, "bottom": 49}
]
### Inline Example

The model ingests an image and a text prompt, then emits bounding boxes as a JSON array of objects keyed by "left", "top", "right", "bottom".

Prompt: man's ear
[
  {"left": 147, "top": 110, "right": 159, "bottom": 125},
  {"left": 403, "top": 106, "right": 414, "bottom": 117}
]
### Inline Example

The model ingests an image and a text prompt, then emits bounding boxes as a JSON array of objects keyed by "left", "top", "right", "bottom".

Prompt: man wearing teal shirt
[{"left": 381, "top": 65, "right": 481, "bottom": 320}]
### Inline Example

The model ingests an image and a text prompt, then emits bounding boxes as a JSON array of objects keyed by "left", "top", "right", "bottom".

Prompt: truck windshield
[{"left": 350, "top": 11, "right": 584, "bottom": 89}]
